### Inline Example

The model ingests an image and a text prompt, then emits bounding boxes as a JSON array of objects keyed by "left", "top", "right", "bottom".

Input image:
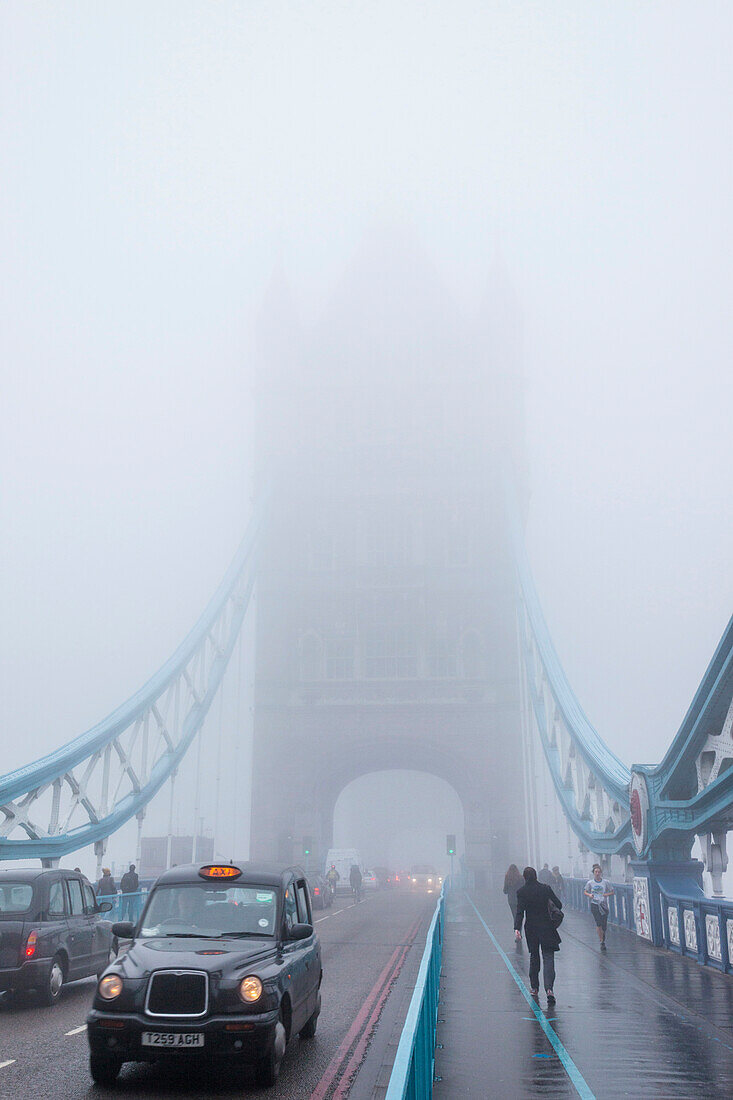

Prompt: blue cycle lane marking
[{"left": 465, "top": 895, "right": 596, "bottom": 1100}]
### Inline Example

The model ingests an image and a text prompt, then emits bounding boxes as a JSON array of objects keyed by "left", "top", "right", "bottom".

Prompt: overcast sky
[{"left": 1, "top": 3, "right": 732, "bottom": 871}]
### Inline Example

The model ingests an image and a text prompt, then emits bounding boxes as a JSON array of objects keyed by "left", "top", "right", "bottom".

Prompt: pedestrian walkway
[{"left": 433, "top": 888, "right": 733, "bottom": 1098}]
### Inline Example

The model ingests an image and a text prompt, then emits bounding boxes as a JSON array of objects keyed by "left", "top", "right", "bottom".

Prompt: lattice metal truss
[
  {"left": 510, "top": 470, "right": 733, "bottom": 864},
  {"left": 516, "top": 575, "right": 633, "bottom": 857},
  {"left": 0, "top": 504, "right": 263, "bottom": 863}
]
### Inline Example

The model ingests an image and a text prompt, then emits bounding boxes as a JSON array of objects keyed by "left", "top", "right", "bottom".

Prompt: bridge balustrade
[
  {"left": 565, "top": 876, "right": 733, "bottom": 974},
  {"left": 102, "top": 890, "right": 148, "bottom": 925},
  {"left": 565, "top": 876, "right": 634, "bottom": 932},
  {"left": 385, "top": 886, "right": 444, "bottom": 1100},
  {"left": 656, "top": 885, "right": 733, "bottom": 973}
]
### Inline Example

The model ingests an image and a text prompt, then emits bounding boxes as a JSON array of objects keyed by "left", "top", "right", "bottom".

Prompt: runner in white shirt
[{"left": 584, "top": 863, "right": 614, "bottom": 950}]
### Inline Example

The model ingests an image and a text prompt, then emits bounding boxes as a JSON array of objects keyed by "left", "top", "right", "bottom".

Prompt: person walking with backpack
[
  {"left": 514, "top": 866, "right": 563, "bottom": 1005},
  {"left": 584, "top": 864, "right": 614, "bottom": 950}
]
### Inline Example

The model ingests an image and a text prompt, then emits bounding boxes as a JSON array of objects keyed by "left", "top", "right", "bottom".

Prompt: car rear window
[{"left": 0, "top": 883, "right": 33, "bottom": 915}]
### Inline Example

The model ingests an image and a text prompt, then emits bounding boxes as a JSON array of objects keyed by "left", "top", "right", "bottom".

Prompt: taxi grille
[{"left": 146, "top": 970, "right": 208, "bottom": 1017}]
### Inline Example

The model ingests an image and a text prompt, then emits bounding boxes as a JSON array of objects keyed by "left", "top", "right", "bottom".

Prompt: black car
[
  {"left": 87, "top": 861, "right": 322, "bottom": 1087},
  {"left": 0, "top": 868, "right": 114, "bottom": 1005},
  {"left": 309, "top": 874, "right": 333, "bottom": 910}
]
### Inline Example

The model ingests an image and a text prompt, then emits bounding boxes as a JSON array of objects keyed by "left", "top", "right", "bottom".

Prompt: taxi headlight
[
  {"left": 239, "top": 975, "right": 263, "bottom": 1004},
  {"left": 98, "top": 974, "right": 123, "bottom": 1000}
]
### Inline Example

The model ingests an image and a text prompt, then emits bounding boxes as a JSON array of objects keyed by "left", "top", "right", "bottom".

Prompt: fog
[{"left": 1, "top": 3, "right": 732, "bottom": 880}]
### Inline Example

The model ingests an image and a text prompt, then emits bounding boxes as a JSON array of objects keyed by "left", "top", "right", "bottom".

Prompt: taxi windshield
[{"left": 140, "top": 884, "right": 277, "bottom": 939}]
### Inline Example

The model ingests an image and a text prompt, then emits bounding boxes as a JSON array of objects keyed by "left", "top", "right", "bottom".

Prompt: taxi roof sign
[{"left": 199, "top": 864, "right": 241, "bottom": 880}]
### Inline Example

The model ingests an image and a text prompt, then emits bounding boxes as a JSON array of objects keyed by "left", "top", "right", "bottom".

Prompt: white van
[{"left": 324, "top": 848, "right": 362, "bottom": 894}]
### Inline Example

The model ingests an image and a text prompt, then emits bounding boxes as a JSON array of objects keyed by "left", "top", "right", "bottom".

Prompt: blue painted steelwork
[
  {"left": 385, "top": 886, "right": 445, "bottom": 1100},
  {"left": 565, "top": 874, "right": 733, "bottom": 975},
  {"left": 105, "top": 890, "right": 148, "bottom": 925},
  {"left": 508, "top": 489, "right": 632, "bottom": 855},
  {"left": 630, "top": 616, "right": 733, "bottom": 858},
  {"left": 509, "top": 478, "right": 733, "bottom": 863},
  {"left": 0, "top": 502, "right": 264, "bottom": 860}
]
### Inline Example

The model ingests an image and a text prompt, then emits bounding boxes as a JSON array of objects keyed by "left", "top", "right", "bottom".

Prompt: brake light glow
[
  {"left": 314, "top": 887, "right": 320, "bottom": 895},
  {"left": 198, "top": 865, "right": 241, "bottom": 880},
  {"left": 25, "top": 930, "right": 38, "bottom": 959}
]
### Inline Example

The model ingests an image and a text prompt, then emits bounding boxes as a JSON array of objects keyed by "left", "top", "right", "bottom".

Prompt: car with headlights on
[
  {"left": 86, "top": 862, "right": 322, "bottom": 1087},
  {"left": 0, "top": 869, "right": 114, "bottom": 1006},
  {"left": 409, "top": 865, "right": 442, "bottom": 893}
]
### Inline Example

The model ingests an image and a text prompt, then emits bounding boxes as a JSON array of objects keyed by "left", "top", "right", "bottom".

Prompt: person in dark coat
[
  {"left": 538, "top": 862, "right": 553, "bottom": 885},
  {"left": 550, "top": 866, "right": 565, "bottom": 900},
  {"left": 514, "top": 865, "right": 562, "bottom": 1004},
  {"left": 96, "top": 868, "right": 117, "bottom": 897},
  {"left": 502, "top": 864, "right": 524, "bottom": 922},
  {"left": 120, "top": 864, "right": 139, "bottom": 921}
]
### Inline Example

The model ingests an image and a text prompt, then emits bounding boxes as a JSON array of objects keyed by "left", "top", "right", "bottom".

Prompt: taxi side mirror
[
  {"left": 97, "top": 901, "right": 113, "bottom": 914},
  {"left": 289, "top": 922, "right": 313, "bottom": 941},
  {"left": 112, "top": 921, "right": 135, "bottom": 939}
]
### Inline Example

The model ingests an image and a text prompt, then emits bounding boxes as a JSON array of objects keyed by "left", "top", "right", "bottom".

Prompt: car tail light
[
  {"left": 24, "top": 930, "right": 38, "bottom": 959},
  {"left": 314, "top": 887, "right": 320, "bottom": 895}
]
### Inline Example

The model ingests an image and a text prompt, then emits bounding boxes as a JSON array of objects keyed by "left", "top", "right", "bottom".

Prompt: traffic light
[
  {"left": 446, "top": 834, "right": 456, "bottom": 855},
  {"left": 303, "top": 836, "right": 313, "bottom": 857}
]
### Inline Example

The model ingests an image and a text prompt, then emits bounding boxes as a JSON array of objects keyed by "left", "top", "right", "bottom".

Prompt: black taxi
[
  {"left": 86, "top": 862, "right": 322, "bottom": 1087},
  {"left": 0, "top": 868, "right": 114, "bottom": 1005}
]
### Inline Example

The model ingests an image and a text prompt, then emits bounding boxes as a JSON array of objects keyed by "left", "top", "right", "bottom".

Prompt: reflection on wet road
[{"left": 435, "top": 889, "right": 733, "bottom": 1098}]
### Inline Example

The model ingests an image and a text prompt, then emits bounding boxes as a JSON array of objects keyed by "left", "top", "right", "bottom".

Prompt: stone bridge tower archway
[{"left": 249, "top": 239, "right": 527, "bottom": 884}]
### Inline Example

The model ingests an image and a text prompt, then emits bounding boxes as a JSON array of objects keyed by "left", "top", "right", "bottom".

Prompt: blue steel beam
[
  {"left": 0, "top": 502, "right": 264, "bottom": 860},
  {"left": 510, "top": 474, "right": 733, "bottom": 861}
]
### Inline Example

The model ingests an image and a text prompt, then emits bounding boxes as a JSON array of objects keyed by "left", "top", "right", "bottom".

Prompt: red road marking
[{"left": 310, "top": 914, "right": 423, "bottom": 1100}]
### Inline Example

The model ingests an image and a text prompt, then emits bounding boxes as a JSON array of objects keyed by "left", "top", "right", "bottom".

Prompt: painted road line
[
  {"left": 311, "top": 914, "right": 423, "bottom": 1100},
  {"left": 315, "top": 903, "right": 354, "bottom": 923},
  {"left": 466, "top": 895, "right": 595, "bottom": 1100},
  {"left": 0, "top": 1060, "right": 16, "bottom": 1069},
  {"left": 315, "top": 897, "right": 372, "bottom": 923},
  {"left": 65, "top": 1025, "right": 87, "bottom": 1036}
]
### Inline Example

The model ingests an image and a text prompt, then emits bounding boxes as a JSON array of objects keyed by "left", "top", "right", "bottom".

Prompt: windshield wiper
[
  {"left": 149, "top": 932, "right": 221, "bottom": 939},
  {"left": 220, "top": 931, "right": 268, "bottom": 938}
]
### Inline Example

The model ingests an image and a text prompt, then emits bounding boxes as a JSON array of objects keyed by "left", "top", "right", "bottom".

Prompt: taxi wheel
[
  {"left": 38, "top": 955, "right": 65, "bottom": 1006},
  {"left": 90, "top": 1054, "right": 122, "bottom": 1086},
  {"left": 255, "top": 1017, "right": 286, "bottom": 1087}
]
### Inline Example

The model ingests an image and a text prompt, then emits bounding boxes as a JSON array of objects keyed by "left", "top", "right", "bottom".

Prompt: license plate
[{"left": 141, "top": 1032, "right": 204, "bottom": 1048}]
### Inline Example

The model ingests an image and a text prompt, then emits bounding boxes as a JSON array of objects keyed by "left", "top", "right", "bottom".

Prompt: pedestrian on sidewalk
[
  {"left": 550, "top": 866, "right": 565, "bottom": 900},
  {"left": 96, "top": 868, "right": 117, "bottom": 898},
  {"left": 503, "top": 863, "right": 524, "bottom": 923},
  {"left": 538, "top": 862, "right": 553, "bottom": 885},
  {"left": 120, "top": 863, "right": 139, "bottom": 921},
  {"left": 514, "top": 866, "right": 562, "bottom": 1005},
  {"left": 584, "top": 864, "right": 614, "bottom": 950}
]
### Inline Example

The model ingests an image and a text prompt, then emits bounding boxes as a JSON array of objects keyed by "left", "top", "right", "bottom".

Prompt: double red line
[{"left": 310, "top": 914, "right": 423, "bottom": 1100}]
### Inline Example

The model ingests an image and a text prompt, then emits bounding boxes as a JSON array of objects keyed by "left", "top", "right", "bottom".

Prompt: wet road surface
[
  {"left": 434, "top": 889, "right": 733, "bottom": 1098},
  {"left": 0, "top": 889, "right": 433, "bottom": 1099}
]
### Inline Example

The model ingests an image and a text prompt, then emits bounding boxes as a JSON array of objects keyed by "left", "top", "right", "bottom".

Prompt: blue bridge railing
[
  {"left": 565, "top": 877, "right": 635, "bottom": 932},
  {"left": 385, "top": 886, "right": 445, "bottom": 1100},
  {"left": 656, "top": 884, "right": 733, "bottom": 973},
  {"left": 102, "top": 890, "right": 148, "bottom": 925},
  {"left": 565, "top": 875, "right": 733, "bottom": 974}
]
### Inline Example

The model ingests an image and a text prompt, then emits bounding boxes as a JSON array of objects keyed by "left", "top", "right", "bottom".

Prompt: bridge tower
[{"left": 249, "top": 240, "right": 527, "bottom": 884}]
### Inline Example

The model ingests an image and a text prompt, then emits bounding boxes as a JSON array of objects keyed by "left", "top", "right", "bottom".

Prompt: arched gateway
[{"left": 249, "top": 242, "right": 528, "bottom": 884}]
